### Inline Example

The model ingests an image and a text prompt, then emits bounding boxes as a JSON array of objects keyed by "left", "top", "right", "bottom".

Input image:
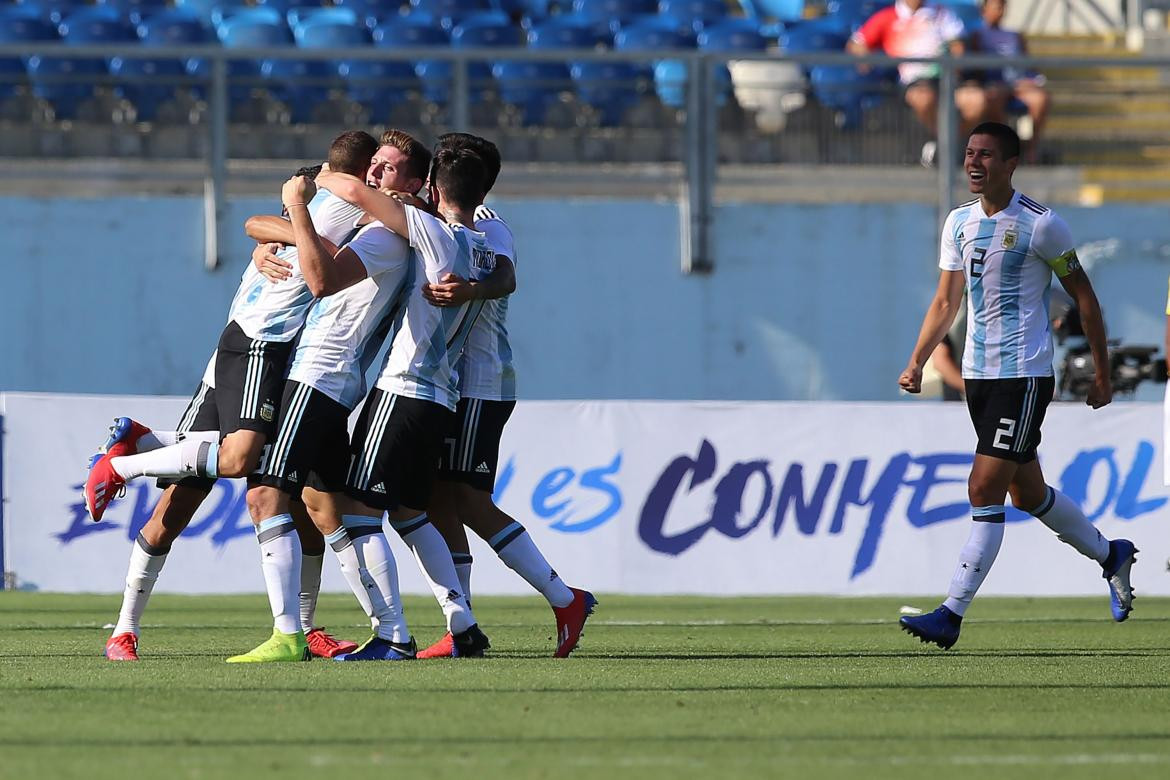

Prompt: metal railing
[{"left": 2, "top": 43, "right": 1169, "bottom": 272}]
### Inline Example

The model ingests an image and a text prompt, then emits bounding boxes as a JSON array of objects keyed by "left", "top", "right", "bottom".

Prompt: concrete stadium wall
[{"left": 1, "top": 196, "right": 1165, "bottom": 401}]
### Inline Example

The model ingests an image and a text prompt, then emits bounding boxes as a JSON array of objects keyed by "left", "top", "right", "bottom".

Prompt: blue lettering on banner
[
  {"left": 637, "top": 439, "right": 1167, "bottom": 578},
  {"left": 526, "top": 454, "right": 623, "bottom": 533}
]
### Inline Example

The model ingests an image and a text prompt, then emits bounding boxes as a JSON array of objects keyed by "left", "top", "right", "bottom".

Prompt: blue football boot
[
  {"left": 1102, "top": 539, "right": 1138, "bottom": 622},
  {"left": 334, "top": 636, "right": 416, "bottom": 661},
  {"left": 899, "top": 605, "right": 962, "bottom": 649}
]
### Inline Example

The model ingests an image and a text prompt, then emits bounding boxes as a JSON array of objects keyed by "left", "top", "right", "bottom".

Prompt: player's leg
[
  {"left": 954, "top": 83, "right": 991, "bottom": 136},
  {"left": 1014, "top": 79, "right": 1049, "bottom": 162},
  {"left": 426, "top": 482, "right": 473, "bottom": 600},
  {"left": 106, "top": 481, "right": 211, "bottom": 660},
  {"left": 1013, "top": 461, "right": 1137, "bottom": 621},
  {"left": 287, "top": 496, "right": 357, "bottom": 657},
  {"left": 105, "top": 379, "right": 221, "bottom": 659}
]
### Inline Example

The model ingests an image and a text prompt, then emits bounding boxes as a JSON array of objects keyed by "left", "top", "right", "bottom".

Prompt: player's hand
[
  {"left": 898, "top": 364, "right": 923, "bottom": 394},
  {"left": 423, "top": 273, "right": 476, "bottom": 306},
  {"left": 281, "top": 175, "right": 316, "bottom": 208},
  {"left": 252, "top": 242, "right": 291, "bottom": 282},
  {"left": 1086, "top": 374, "right": 1113, "bottom": 409}
]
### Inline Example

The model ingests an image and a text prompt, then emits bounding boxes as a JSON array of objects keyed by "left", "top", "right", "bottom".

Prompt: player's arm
[
  {"left": 315, "top": 169, "right": 409, "bottom": 238},
  {"left": 1057, "top": 267, "right": 1111, "bottom": 409},
  {"left": 281, "top": 175, "right": 369, "bottom": 297},
  {"left": 423, "top": 255, "right": 516, "bottom": 307},
  {"left": 899, "top": 270, "right": 966, "bottom": 393}
]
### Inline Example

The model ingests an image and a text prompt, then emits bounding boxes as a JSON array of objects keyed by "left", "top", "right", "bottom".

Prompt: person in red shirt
[{"left": 847, "top": 0, "right": 991, "bottom": 165}]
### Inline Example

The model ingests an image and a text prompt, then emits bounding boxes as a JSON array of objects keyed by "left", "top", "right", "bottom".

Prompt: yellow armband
[{"left": 1046, "top": 249, "right": 1081, "bottom": 278}]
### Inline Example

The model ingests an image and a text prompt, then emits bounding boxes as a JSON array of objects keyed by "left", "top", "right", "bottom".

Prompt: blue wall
[{"left": 1, "top": 196, "right": 1165, "bottom": 400}]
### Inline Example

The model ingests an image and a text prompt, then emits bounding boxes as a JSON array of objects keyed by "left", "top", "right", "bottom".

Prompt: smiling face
[
  {"left": 965, "top": 133, "right": 1017, "bottom": 195},
  {"left": 366, "top": 144, "right": 418, "bottom": 192}
]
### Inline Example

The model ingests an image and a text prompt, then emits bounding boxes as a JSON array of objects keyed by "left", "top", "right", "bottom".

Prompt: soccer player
[
  {"left": 90, "top": 131, "right": 380, "bottom": 661},
  {"left": 309, "top": 145, "right": 501, "bottom": 657},
  {"left": 224, "top": 131, "right": 433, "bottom": 663},
  {"left": 897, "top": 122, "right": 1137, "bottom": 649},
  {"left": 414, "top": 133, "right": 597, "bottom": 659}
]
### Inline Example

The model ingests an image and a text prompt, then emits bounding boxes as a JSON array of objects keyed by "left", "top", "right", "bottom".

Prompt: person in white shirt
[{"left": 897, "top": 122, "right": 1136, "bottom": 649}]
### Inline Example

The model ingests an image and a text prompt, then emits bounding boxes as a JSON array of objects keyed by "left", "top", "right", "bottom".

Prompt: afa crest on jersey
[{"left": 1002, "top": 229, "right": 1018, "bottom": 249}]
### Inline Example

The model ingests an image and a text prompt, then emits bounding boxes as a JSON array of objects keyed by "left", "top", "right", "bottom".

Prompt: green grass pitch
[{"left": 1, "top": 593, "right": 1168, "bottom": 779}]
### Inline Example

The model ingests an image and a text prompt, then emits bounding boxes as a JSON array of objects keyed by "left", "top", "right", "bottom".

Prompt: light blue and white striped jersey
[
  {"left": 374, "top": 205, "right": 494, "bottom": 411},
  {"left": 940, "top": 191, "right": 1080, "bottom": 379},
  {"left": 286, "top": 222, "right": 410, "bottom": 409},
  {"left": 456, "top": 204, "right": 516, "bottom": 401},
  {"left": 227, "top": 189, "right": 364, "bottom": 342}
]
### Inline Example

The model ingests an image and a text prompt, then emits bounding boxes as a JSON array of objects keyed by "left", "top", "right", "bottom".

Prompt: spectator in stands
[
  {"left": 846, "top": 0, "right": 990, "bottom": 166},
  {"left": 968, "top": 0, "right": 1050, "bottom": 163}
]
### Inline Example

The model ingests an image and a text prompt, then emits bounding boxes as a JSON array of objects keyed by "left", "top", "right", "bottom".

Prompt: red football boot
[
  {"left": 416, "top": 632, "right": 455, "bottom": 659},
  {"left": 84, "top": 418, "right": 150, "bottom": 521},
  {"left": 553, "top": 588, "right": 598, "bottom": 658},
  {"left": 104, "top": 632, "right": 139, "bottom": 661},
  {"left": 306, "top": 628, "right": 358, "bottom": 658}
]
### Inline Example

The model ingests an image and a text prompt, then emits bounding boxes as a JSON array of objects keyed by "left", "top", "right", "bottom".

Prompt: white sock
[
  {"left": 299, "top": 552, "right": 323, "bottom": 631},
  {"left": 342, "top": 516, "right": 409, "bottom": 642},
  {"left": 325, "top": 527, "right": 376, "bottom": 627},
  {"left": 492, "top": 523, "right": 574, "bottom": 608},
  {"left": 112, "top": 534, "right": 169, "bottom": 637},
  {"left": 256, "top": 514, "right": 302, "bottom": 635},
  {"left": 136, "top": 429, "right": 217, "bottom": 452},
  {"left": 943, "top": 507, "right": 1006, "bottom": 617},
  {"left": 391, "top": 513, "right": 474, "bottom": 634},
  {"left": 111, "top": 438, "right": 218, "bottom": 480},
  {"left": 1028, "top": 486, "right": 1109, "bottom": 564},
  {"left": 452, "top": 552, "right": 474, "bottom": 607}
]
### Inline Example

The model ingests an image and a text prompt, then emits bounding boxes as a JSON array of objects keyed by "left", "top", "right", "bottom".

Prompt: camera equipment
[{"left": 1058, "top": 341, "right": 1167, "bottom": 400}]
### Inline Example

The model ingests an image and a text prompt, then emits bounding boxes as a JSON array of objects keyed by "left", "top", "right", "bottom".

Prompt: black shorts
[
  {"left": 965, "top": 376, "right": 1054, "bottom": 463},
  {"left": 256, "top": 381, "right": 352, "bottom": 496},
  {"left": 345, "top": 389, "right": 454, "bottom": 512},
  {"left": 213, "top": 320, "right": 294, "bottom": 439},
  {"left": 156, "top": 378, "right": 219, "bottom": 493},
  {"left": 438, "top": 398, "right": 515, "bottom": 492}
]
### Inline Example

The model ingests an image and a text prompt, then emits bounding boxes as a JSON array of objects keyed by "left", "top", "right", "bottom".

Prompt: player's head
[
  {"left": 435, "top": 132, "right": 501, "bottom": 195},
  {"left": 326, "top": 130, "right": 379, "bottom": 178},
  {"left": 965, "top": 121, "right": 1020, "bottom": 194},
  {"left": 427, "top": 146, "right": 487, "bottom": 212},
  {"left": 367, "top": 129, "right": 431, "bottom": 195},
  {"left": 982, "top": 0, "right": 1006, "bottom": 26}
]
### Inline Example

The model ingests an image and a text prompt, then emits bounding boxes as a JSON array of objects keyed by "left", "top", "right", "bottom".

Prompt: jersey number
[
  {"left": 992, "top": 418, "right": 1016, "bottom": 450},
  {"left": 971, "top": 246, "right": 987, "bottom": 278}
]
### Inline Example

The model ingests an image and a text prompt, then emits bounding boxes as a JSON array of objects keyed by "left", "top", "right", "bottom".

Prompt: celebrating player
[{"left": 896, "top": 122, "right": 1137, "bottom": 649}]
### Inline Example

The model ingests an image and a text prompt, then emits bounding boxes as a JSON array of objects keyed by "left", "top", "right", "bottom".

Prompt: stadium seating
[
  {"left": 27, "top": 8, "right": 136, "bottom": 120},
  {"left": 95, "top": 0, "right": 172, "bottom": 24},
  {"left": 740, "top": 0, "right": 804, "bottom": 23},
  {"left": 111, "top": 10, "right": 214, "bottom": 121},
  {"left": 659, "top": 0, "right": 730, "bottom": 35},
  {"left": 572, "top": 0, "right": 658, "bottom": 34},
  {"left": 0, "top": 7, "right": 58, "bottom": 101},
  {"left": 330, "top": 0, "right": 387, "bottom": 31},
  {"left": 13, "top": 0, "right": 83, "bottom": 26},
  {"left": 411, "top": 0, "right": 494, "bottom": 31},
  {"left": 527, "top": 15, "right": 611, "bottom": 49}
]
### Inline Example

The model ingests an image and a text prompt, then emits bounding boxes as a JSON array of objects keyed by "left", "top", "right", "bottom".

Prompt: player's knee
[{"left": 246, "top": 486, "right": 284, "bottom": 522}]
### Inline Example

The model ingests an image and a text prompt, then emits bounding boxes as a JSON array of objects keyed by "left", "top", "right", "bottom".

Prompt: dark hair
[
  {"left": 294, "top": 163, "right": 322, "bottom": 180},
  {"left": 379, "top": 128, "right": 432, "bottom": 185},
  {"left": 326, "top": 130, "right": 378, "bottom": 177},
  {"left": 436, "top": 132, "right": 501, "bottom": 194},
  {"left": 430, "top": 147, "right": 487, "bottom": 211},
  {"left": 969, "top": 121, "right": 1021, "bottom": 160}
]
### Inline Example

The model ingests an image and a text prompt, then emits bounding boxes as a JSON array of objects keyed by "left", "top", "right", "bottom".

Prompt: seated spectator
[
  {"left": 968, "top": 0, "right": 1050, "bottom": 163},
  {"left": 846, "top": 0, "right": 990, "bottom": 166}
]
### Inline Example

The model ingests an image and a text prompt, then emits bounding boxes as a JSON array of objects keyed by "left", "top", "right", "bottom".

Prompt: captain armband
[{"left": 1047, "top": 249, "right": 1081, "bottom": 278}]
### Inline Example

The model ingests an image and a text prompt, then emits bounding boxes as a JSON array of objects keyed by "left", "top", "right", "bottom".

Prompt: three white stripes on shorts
[
  {"left": 350, "top": 391, "right": 397, "bottom": 491},
  {"left": 458, "top": 399, "right": 483, "bottom": 472},
  {"left": 240, "top": 339, "right": 265, "bottom": 420}
]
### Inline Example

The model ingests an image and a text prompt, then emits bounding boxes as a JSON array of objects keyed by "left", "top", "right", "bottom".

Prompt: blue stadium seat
[
  {"left": 825, "top": 0, "right": 885, "bottom": 31},
  {"left": 30, "top": 8, "right": 137, "bottom": 118},
  {"left": 613, "top": 17, "right": 695, "bottom": 51},
  {"left": 0, "top": 7, "right": 58, "bottom": 100},
  {"left": 211, "top": 5, "right": 286, "bottom": 29},
  {"left": 117, "top": 10, "right": 215, "bottom": 119},
  {"left": 740, "top": 0, "right": 803, "bottom": 23},
  {"left": 697, "top": 17, "right": 767, "bottom": 52},
  {"left": 659, "top": 0, "right": 729, "bottom": 35},
  {"left": 290, "top": 8, "right": 361, "bottom": 42},
  {"left": 447, "top": 17, "right": 521, "bottom": 101},
  {"left": 217, "top": 14, "right": 292, "bottom": 108},
  {"left": 570, "top": 61, "right": 644, "bottom": 126},
  {"left": 527, "top": 15, "right": 611, "bottom": 49},
  {"left": 331, "top": 0, "right": 387, "bottom": 30},
  {"left": 572, "top": 0, "right": 657, "bottom": 34},
  {"left": 255, "top": 0, "right": 334, "bottom": 17},
  {"left": 372, "top": 15, "right": 449, "bottom": 103},
  {"left": 411, "top": 0, "right": 493, "bottom": 31},
  {"left": 173, "top": 0, "right": 223, "bottom": 16},
  {"left": 13, "top": 0, "right": 84, "bottom": 26},
  {"left": 262, "top": 56, "right": 335, "bottom": 122},
  {"left": 809, "top": 63, "right": 886, "bottom": 127},
  {"left": 94, "top": 0, "right": 172, "bottom": 25},
  {"left": 493, "top": 60, "right": 572, "bottom": 124},
  {"left": 778, "top": 18, "right": 849, "bottom": 52}
]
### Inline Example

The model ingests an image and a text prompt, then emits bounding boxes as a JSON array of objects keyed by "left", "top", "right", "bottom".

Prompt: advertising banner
[{"left": 2, "top": 393, "right": 1166, "bottom": 596}]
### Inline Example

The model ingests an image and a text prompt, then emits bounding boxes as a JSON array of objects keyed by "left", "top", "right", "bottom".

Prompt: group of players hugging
[{"left": 84, "top": 129, "right": 596, "bottom": 663}]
